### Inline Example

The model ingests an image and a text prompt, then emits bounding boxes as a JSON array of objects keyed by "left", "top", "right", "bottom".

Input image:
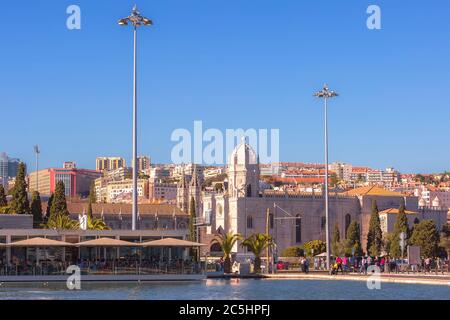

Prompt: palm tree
[
  {"left": 241, "top": 233, "right": 273, "bottom": 273},
  {"left": 87, "top": 215, "right": 110, "bottom": 230},
  {"left": 210, "top": 232, "right": 242, "bottom": 273},
  {"left": 43, "top": 213, "right": 79, "bottom": 230}
]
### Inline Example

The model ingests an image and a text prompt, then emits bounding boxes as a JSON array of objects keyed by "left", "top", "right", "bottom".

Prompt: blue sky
[{"left": 1, "top": 0, "right": 449, "bottom": 173}]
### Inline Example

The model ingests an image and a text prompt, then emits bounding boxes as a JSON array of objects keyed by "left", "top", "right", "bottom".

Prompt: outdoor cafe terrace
[{"left": 0, "top": 230, "right": 206, "bottom": 277}]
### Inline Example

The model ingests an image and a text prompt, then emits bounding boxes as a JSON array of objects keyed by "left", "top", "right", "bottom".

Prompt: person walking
[
  {"left": 380, "top": 257, "right": 386, "bottom": 273},
  {"left": 360, "top": 256, "right": 367, "bottom": 275},
  {"left": 336, "top": 256, "right": 343, "bottom": 275}
]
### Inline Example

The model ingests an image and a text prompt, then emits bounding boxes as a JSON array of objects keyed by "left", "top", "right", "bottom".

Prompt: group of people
[
  {"left": 330, "top": 255, "right": 449, "bottom": 275},
  {"left": 0, "top": 256, "right": 202, "bottom": 276}
]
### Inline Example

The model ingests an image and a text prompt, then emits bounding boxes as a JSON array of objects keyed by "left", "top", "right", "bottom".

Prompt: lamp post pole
[
  {"left": 118, "top": 6, "right": 153, "bottom": 231},
  {"left": 33, "top": 145, "right": 40, "bottom": 193},
  {"left": 314, "top": 84, "right": 338, "bottom": 271},
  {"left": 132, "top": 25, "right": 138, "bottom": 231}
]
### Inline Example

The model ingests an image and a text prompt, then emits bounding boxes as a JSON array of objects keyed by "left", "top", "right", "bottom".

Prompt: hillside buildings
[
  {"left": 28, "top": 167, "right": 101, "bottom": 198},
  {"left": 96, "top": 157, "right": 126, "bottom": 172},
  {"left": 0, "top": 152, "right": 20, "bottom": 189},
  {"left": 176, "top": 142, "right": 447, "bottom": 255}
]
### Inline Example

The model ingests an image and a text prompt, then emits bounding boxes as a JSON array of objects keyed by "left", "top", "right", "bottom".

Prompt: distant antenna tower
[{"left": 33, "top": 145, "right": 40, "bottom": 192}]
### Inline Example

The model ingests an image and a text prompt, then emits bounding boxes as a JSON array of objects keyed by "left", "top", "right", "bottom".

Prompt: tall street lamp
[
  {"left": 33, "top": 145, "right": 40, "bottom": 192},
  {"left": 314, "top": 84, "right": 338, "bottom": 270},
  {"left": 118, "top": 5, "right": 153, "bottom": 231}
]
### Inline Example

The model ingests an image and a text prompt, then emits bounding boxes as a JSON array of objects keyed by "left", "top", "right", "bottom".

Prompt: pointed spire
[{"left": 190, "top": 164, "right": 199, "bottom": 187}]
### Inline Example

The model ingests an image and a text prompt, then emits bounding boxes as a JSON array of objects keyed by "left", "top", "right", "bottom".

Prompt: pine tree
[
  {"left": 88, "top": 181, "right": 96, "bottom": 204},
  {"left": 45, "top": 193, "right": 54, "bottom": 222},
  {"left": 49, "top": 181, "right": 69, "bottom": 218},
  {"left": 410, "top": 220, "right": 440, "bottom": 258},
  {"left": 0, "top": 184, "right": 7, "bottom": 207},
  {"left": 30, "top": 191, "right": 43, "bottom": 228},
  {"left": 391, "top": 200, "right": 410, "bottom": 258},
  {"left": 345, "top": 221, "right": 363, "bottom": 256},
  {"left": 87, "top": 181, "right": 96, "bottom": 219},
  {"left": 188, "top": 196, "right": 198, "bottom": 262},
  {"left": 331, "top": 223, "right": 341, "bottom": 256},
  {"left": 367, "top": 200, "right": 383, "bottom": 256},
  {"left": 9, "top": 162, "right": 30, "bottom": 214}
]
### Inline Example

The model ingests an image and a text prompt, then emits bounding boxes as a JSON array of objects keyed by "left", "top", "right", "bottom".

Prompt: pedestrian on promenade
[
  {"left": 385, "top": 256, "right": 390, "bottom": 273},
  {"left": 436, "top": 257, "right": 443, "bottom": 275},
  {"left": 380, "top": 257, "right": 386, "bottom": 273},
  {"left": 360, "top": 256, "right": 367, "bottom": 275},
  {"left": 336, "top": 256, "right": 343, "bottom": 275},
  {"left": 342, "top": 256, "right": 348, "bottom": 274}
]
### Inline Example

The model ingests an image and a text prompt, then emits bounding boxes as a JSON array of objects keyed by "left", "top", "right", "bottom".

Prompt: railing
[{"left": 0, "top": 261, "right": 204, "bottom": 276}]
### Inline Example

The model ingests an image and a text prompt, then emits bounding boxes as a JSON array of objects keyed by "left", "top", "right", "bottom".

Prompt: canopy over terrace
[
  {"left": 75, "top": 238, "right": 137, "bottom": 247},
  {"left": 140, "top": 238, "right": 206, "bottom": 247},
  {"left": 7, "top": 237, "right": 74, "bottom": 247}
]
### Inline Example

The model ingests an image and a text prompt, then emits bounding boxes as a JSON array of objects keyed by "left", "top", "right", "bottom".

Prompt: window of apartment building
[
  {"left": 247, "top": 216, "right": 253, "bottom": 229},
  {"left": 295, "top": 215, "right": 302, "bottom": 243}
]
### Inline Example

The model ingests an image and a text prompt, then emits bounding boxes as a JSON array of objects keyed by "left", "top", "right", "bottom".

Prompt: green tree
[
  {"left": 0, "top": 184, "right": 7, "bottom": 207},
  {"left": 410, "top": 220, "right": 440, "bottom": 258},
  {"left": 281, "top": 246, "right": 304, "bottom": 257},
  {"left": 49, "top": 181, "right": 69, "bottom": 218},
  {"left": 188, "top": 197, "right": 198, "bottom": 261},
  {"left": 87, "top": 215, "right": 110, "bottom": 230},
  {"left": 44, "top": 214, "right": 79, "bottom": 230},
  {"left": 9, "top": 163, "right": 30, "bottom": 214},
  {"left": 241, "top": 233, "right": 273, "bottom": 273},
  {"left": 87, "top": 202, "right": 93, "bottom": 220},
  {"left": 331, "top": 223, "right": 342, "bottom": 256},
  {"left": 303, "top": 240, "right": 326, "bottom": 257},
  {"left": 367, "top": 200, "right": 383, "bottom": 256},
  {"left": 30, "top": 191, "right": 43, "bottom": 228},
  {"left": 210, "top": 232, "right": 242, "bottom": 273},
  {"left": 439, "top": 223, "right": 450, "bottom": 258},
  {"left": 345, "top": 221, "right": 363, "bottom": 256},
  {"left": 45, "top": 193, "right": 54, "bottom": 222},
  {"left": 391, "top": 201, "right": 410, "bottom": 258},
  {"left": 88, "top": 181, "right": 96, "bottom": 204},
  {"left": 87, "top": 182, "right": 96, "bottom": 219}
]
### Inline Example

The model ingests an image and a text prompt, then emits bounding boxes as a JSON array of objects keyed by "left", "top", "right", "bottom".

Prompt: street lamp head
[
  {"left": 314, "top": 84, "right": 339, "bottom": 99},
  {"left": 118, "top": 18, "right": 128, "bottom": 26},
  {"left": 119, "top": 5, "right": 153, "bottom": 28}
]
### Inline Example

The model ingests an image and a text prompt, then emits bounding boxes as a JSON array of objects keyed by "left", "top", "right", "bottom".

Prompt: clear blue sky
[{"left": 1, "top": 0, "right": 449, "bottom": 173}]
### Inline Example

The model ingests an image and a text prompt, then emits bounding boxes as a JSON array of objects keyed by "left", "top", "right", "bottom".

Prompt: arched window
[
  {"left": 247, "top": 216, "right": 253, "bottom": 229},
  {"left": 345, "top": 214, "right": 351, "bottom": 238},
  {"left": 246, "top": 184, "right": 252, "bottom": 197},
  {"left": 321, "top": 216, "right": 326, "bottom": 231},
  {"left": 295, "top": 215, "right": 302, "bottom": 243},
  {"left": 210, "top": 243, "right": 222, "bottom": 253}
]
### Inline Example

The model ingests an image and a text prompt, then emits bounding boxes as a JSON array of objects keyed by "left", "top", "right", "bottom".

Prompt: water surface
[{"left": 0, "top": 279, "right": 448, "bottom": 300}]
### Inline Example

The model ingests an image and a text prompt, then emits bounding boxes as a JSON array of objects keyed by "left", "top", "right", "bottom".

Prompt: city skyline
[{"left": 1, "top": 1, "right": 449, "bottom": 173}]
